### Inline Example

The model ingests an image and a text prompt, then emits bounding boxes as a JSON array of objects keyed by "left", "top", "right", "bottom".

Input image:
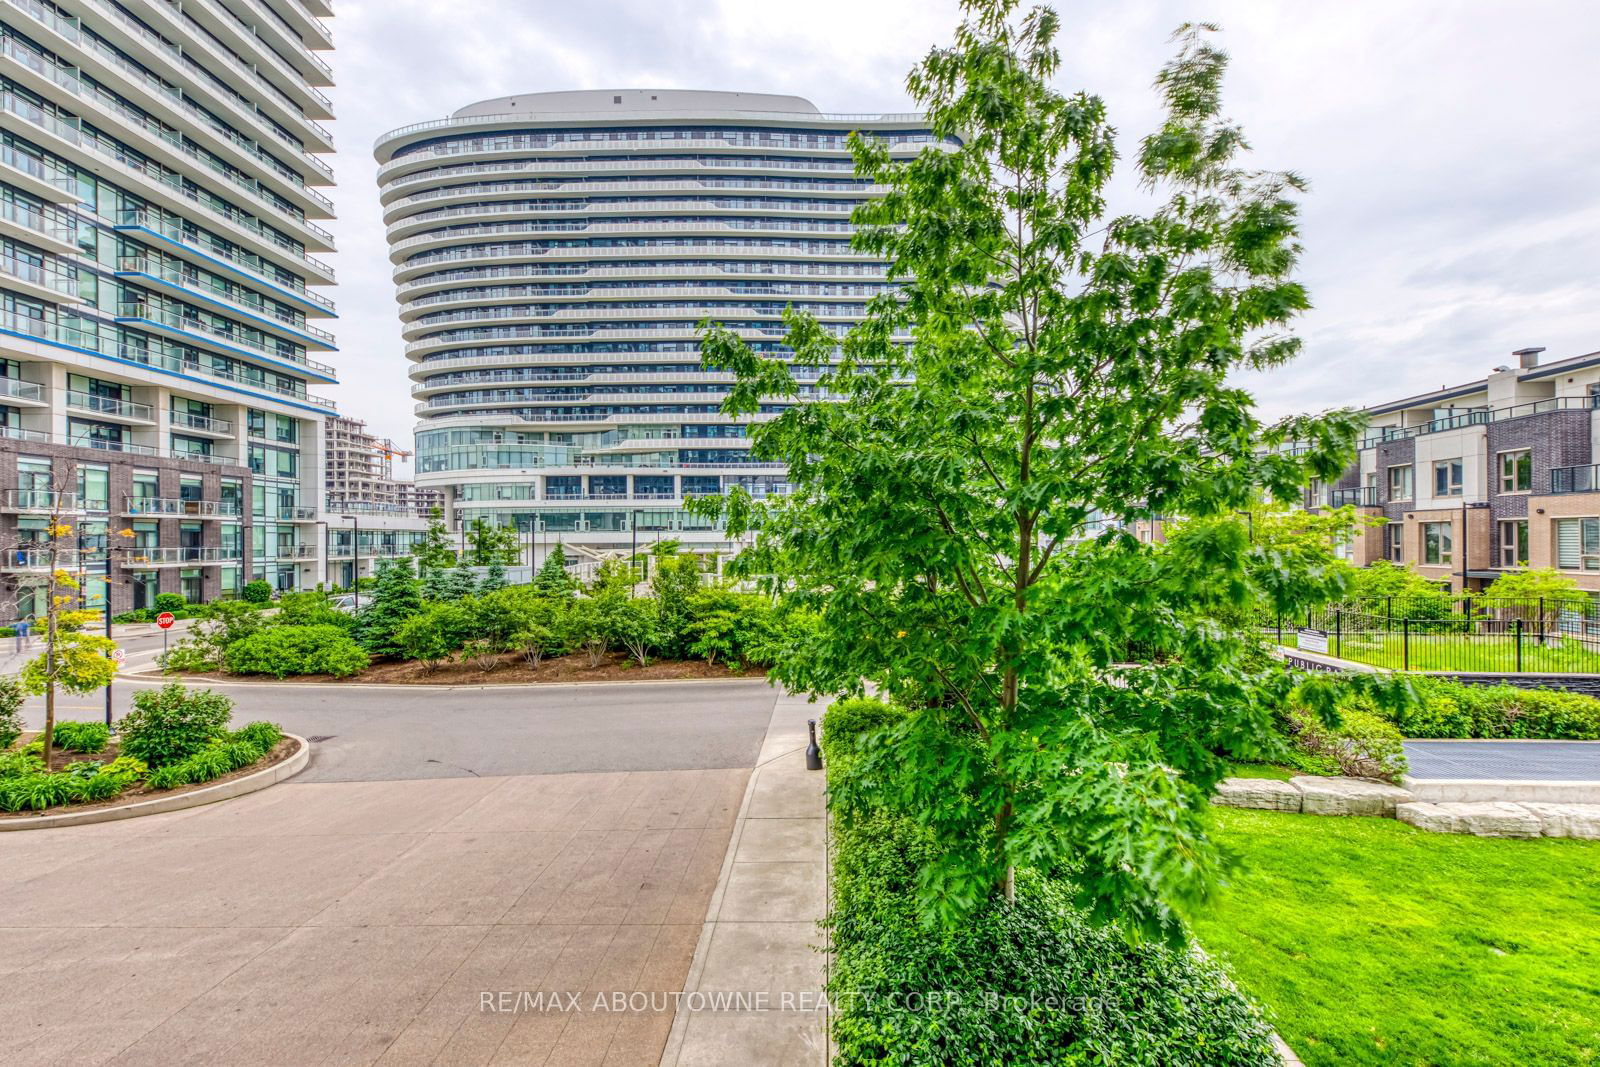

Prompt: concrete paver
[{"left": 0, "top": 766, "right": 750, "bottom": 1066}]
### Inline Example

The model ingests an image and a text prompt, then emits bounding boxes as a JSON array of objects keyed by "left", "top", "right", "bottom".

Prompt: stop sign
[{"left": 155, "top": 612, "right": 176, "bottom": 629}]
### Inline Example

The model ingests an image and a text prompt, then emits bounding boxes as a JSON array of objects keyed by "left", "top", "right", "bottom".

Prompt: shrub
[
  {"left": 118, "top": 684, "right": 233, "bottom": 767},
  {"left": 561, "top": 598, "right": 609, "bottom": 667},
  {"left": 51, "top": 720, "right": 109, "bottom": 754},
  {"left": 241, "top": 580, "right": 272, "bottom": 604},
  {"left": 146, "top": 737, "right": 269, "bottom": 790},
  {"left": 224, "top": 625, "right": 369, "bottom": 678},
  {"left": 113, "top": 609, "right": 153, "bottom": 623},
  {"left": 531, "top": 545, "right": 577, "bottom": 598},
  {"left": 273, "top": 591, "right": 355, "bottom": 630},
  {"left": 0, "top": 772, "right": 80, "bottom": 811},
  {"left": 153, "top": 592, "right": 187, "bottom": 614},
  {"left": 823, "top": 695, "right": 1279, "bottom": 1065},
  {"left": 0, "top": 750, "right": 43, "bottom": 779},
  {"left": 395, "top": 602, "right": 473, "bottom": 669},
  {"left": 650, "top": 549, "right": 703, "bottom": 657},
  {"left": 232, "top": 721, "right": 283, "bottom": 751},
  {"left": 0, "top": 674, "right": 23, "bottom": 751},
  {"left": 1288, "top": 705, "right": 1407, "bottom": 783},
  {"left": 604, "top": 597, "right": 660, "bottom": 667},
  {"left": 1397, "top": 678, "right": 1600, "bottom": 740}
]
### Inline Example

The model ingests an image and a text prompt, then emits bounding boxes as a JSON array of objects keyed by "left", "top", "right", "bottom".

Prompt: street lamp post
[{"left": 340, "top": 514, "right": 360, "bottom": 610}]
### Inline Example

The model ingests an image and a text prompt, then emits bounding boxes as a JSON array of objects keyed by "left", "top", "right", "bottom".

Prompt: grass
[
  {"left": 1274, "top": 630, "right": 1600, "bottom": 672},
  {"left": 1223, "top": 761, "right": 1298, "bottom": 781},
  {"left": 1193, "top": 808, "right": 1600, "bottom": 1066}
]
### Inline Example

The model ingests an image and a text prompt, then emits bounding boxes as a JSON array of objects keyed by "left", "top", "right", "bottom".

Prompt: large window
[
  {"left": 1556, "top": 518, "right": 1600, "bottom": 571},
  {"left": 1499, "top": 519, "right": 1528, "bottom": 568},
  {"left": 1499, "top": 450, "right": 1532, "bottom": 493},
  {"left": 1387, "top": 464, "right": 1413, "bottom": 501},
  {"left": 1434, "top": 459, "right": 1464, "bottom": 497},
  {"left": 1423, "top": 521, "right": 1453, "bottom": 565}
]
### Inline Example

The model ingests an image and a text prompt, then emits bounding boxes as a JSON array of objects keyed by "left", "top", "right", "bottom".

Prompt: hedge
[
  {"left": 1337, "top": 677, "right": 1600, "bottom": 740},
  {"left": 223, "top": 625, "right": 370, "bottom": 678},
  {"left": 821, "top": 699, "right": 1280, "bottom": 1065}
]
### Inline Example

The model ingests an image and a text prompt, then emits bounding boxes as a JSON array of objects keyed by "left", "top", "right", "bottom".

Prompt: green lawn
[
  {"left": 1275, "top": 631, "right": 1600, "bottom": 672},
  {"left": 1224, "top": 761, "right": 1298, "bottom": 781},
  {"left": 1193, "top": 809, "right": 1600, "bottom": 1066}
]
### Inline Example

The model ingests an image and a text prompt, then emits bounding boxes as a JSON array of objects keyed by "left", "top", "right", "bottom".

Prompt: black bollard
[{"left": 805, "top": 719, "right": 823, "bottom": 770}]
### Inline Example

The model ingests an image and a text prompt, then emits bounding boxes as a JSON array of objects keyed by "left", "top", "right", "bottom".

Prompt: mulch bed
[
  {"left": 0, "top": 735, "right": 301, "bottom": 821},
  {"left": 148, "top": 650, "right": 764, "bottom": 686}
]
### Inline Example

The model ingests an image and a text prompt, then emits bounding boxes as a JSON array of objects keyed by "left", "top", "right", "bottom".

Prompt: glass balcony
[
  {"left": 65, "top": 390, "right": 155, "bottom": 422},
  {"left": 123, "top": 497, "right": 241, "bottom": 517}
]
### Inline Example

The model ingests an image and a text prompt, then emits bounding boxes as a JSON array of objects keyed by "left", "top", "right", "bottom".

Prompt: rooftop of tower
[{"left": 451, "top": 89, "right": 820, "bottom": 119}]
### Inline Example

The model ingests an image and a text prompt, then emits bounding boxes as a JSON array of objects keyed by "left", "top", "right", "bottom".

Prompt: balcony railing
[
  {"left": 1328, "top": 486, "right": 1380, "bottom": 507},
  {"left": 1361, "top": 395, "right": 1599, "bottom": 449},
  {"left": 116, "top": 209, "right": 335, "bottom": 307},
  {"left": 170, "top": 410, "right": 234, "bottom": 435},
  {"left": 0, "top": 547, "right": 81, "bottom": 570},
  {"left": 0, "top": 251, "right": 77, "bottom": 296},
  {"left": 277, "top": 544, "right": 319, "bottom": 559},
  {"left": 278, "top": 505, "right": 318, "bottom": 520},
  {"left": 123, "top": 497, "right": 242, "bottom": 517},
  {"left": 118, "top": 255, "right": 337, "bottom": 343},
  {"left": 0, "top": 377, "right": 44, "bottom": 402},
  {"left": 1, "top": 489, "right": 95, "bottom": 511},
  {"left": 65, "top": 390, "right": 154, "bottom": 421},
  {"left": 117, "top": 301, "right": 337, "bottom": 378},
  {"left": 1551, "top": 465, "right": 1600, "bottom": 494},
  {"left": 120, "top": 546, "right": 242, "bottom": 565}
]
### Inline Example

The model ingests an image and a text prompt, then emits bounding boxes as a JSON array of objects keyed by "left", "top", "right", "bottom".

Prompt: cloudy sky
[{"left": 319, "top": 0, "right": 1600, "bottom": 474}]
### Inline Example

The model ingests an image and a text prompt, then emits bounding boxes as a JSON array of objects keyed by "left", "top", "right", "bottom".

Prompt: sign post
[{"left": 156, "top": 611, "right": 175, "bottom": 658}]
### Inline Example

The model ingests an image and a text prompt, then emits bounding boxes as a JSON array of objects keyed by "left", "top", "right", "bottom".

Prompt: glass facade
[{"left": 377, "top": 91, "right": 939, "bottom": 555}]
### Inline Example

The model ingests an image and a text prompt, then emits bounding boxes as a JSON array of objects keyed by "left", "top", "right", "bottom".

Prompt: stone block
[
  {"left": 1396, "top": 801, "right": 1542, "bottom": 838},
  {"left": 1212, "top": 778, "right": 1303, "bottom": 812},
  {"left": 1519, "top": 803, "right": 1600, "bottom": 840},
  {"left": 1293, "top": 776, "right": 1411, "bottom": 817}
]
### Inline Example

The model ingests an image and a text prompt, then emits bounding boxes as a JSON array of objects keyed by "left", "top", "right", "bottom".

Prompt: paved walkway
[
  {"left": 1403, "top": 739, "right": 1600, "bottom": 780},
  {"left": 660, "top": 692, "right": 828, "bottom": 1066}
]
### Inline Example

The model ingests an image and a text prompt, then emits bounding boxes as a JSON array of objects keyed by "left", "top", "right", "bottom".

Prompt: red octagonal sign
[{"left": 155, "top": 612, "right": 176, "bottom": 629}]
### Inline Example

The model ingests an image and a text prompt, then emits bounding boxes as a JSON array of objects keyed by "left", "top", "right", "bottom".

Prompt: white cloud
[{"left": 320, "top": 0, "right": 1600, "bottom": 468}]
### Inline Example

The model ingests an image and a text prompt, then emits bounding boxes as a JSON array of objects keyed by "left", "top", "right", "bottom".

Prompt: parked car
[{"left": 330, "top": 594, "right": 360, "bottom": 614}]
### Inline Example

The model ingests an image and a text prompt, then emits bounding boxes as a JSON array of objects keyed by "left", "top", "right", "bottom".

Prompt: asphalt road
[
  {"left": 21, "top": 657, "right": 779, "bottom": 782},
  {"left": 1402, "top": 739, "right": 1600, "bottom": 780}
]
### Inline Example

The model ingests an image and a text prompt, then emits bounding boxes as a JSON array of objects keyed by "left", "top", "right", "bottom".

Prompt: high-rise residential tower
[
  {"left": 0, "top": 0, "right": 337, "bottom": 613},
  {"left": 375, "top": 90, "right": 941, "bottom": 562}
]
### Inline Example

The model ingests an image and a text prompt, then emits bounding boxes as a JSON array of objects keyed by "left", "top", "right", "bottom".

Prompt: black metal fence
[{"left": 1261, "top": 595, "right": 1600, "bottom": 674}]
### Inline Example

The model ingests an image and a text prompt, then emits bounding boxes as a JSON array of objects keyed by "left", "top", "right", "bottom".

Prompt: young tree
[
  {"left": 479, "top": 558, "right": 508, "bottom": 594},
  {"left": 697, "top": 3, "right": 1379, "bottom": 935},
  {"left": 413, "top": 507, "right": 455, "bottom": 571},
  {"left": 531, "top": 544, "right": 578, "bottom": 598},
  {"left": 420, "top": 564, "right": 452, "bottom": 602},
  {"left": 650, "top": 548, "right": 704, "bottom": 657},
  {"left": 358, "top": 558, "right": 424, "bottom": 658},
  {"left": 466, "top": 517, "right": 520, "bottom": 566},
  {"left": 444, "top": 557, "right": 479, "bottom": 600}
]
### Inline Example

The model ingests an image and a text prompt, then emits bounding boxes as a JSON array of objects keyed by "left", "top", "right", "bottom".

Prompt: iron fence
[{"left": 1261, "top": 595, "right": 1600, "bottom": 674}]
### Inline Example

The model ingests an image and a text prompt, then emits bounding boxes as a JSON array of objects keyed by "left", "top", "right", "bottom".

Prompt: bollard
[{"left": 805, "top": 719, "right": 823, "bottom": 771}]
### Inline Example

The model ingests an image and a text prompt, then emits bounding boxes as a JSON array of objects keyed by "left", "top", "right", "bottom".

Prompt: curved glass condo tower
[{"left": 374, "top": 89, "right": 938, "bottom": 561}]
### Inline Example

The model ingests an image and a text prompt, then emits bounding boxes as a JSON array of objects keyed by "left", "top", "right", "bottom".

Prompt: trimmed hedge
[
  {"left": 1324, "top": 676, "right": 1600, "bottom": 740},
  {"left": 223, "top": 625, "right": 369, "bottom": 678},
  {"left": 821, "top": 699, "right": 1280, "bottom": 1065}
]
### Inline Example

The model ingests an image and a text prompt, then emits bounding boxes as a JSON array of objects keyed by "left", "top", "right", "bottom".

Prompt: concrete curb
[
  {"left": 117, "top": 672, "right": 768, "bottom": 692},
  {"left": 1404, "top": 777, "right": 1600, "bottom": 803},
  {"left": 0, "top": 734, "right": 309, "bottom": 832}
]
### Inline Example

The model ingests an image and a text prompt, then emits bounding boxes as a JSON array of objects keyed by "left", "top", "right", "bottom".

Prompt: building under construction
[{"left": 323, "top": 414, "right": 443, "bottom": 514}]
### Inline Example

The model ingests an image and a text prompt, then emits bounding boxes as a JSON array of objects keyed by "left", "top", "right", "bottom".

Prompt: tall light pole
[{"left": 340, "top": 513, "right": 360, "bottom": 609}]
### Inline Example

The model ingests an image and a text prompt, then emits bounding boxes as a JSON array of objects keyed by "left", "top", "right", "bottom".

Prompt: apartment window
[
  {"left": 131, "top": 471, "right": 159, "bottom": 501},
  {"left": 1434, "top": 459, "right": 1464, "bottom": 497},
  {"left": 1386, "top": 522, "right": 1404, "bottom": 562},
  {"left": 1388, "top": 464, "right": 1413, "bottom": 501},
  {"left": 75, "top": 465, "right": 108, "bottom": 511},
  {"left": 1555, "top": 518, "right": 1600, "bottom": 571},
  {"left": 1499, "top": 519, "right": 1529, "bottom": 568},
  {"left": 180, "top": 569, "right": 202, "bottom": 604},
  {"left": 1423, "top": 521, "right": 1453, "bottom": 565},
  {"left": 1498, "top": 450, "right": 1532, "bottom": 493}
]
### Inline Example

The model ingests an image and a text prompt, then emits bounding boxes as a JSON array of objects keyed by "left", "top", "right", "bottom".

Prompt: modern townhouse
[
  {"left": 1310, "top": 346, "right": 1600, "bottom": 594},
  {"left": 0, "top": 0, "right": 336, "bottom": 616},
  {"left": 373, "top": 89, "right": 946, "bottom": 565}
]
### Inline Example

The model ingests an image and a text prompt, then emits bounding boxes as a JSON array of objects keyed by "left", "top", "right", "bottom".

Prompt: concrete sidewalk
[{"left": 659, "top": 691, "right": 829, "bottom": 1066}]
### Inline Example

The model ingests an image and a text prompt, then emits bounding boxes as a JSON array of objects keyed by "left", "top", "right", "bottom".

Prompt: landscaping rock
[
  {"left": 1293, "top": 776, "right": 1412, "bottom": 817},
  {"left": 1396, "top": 801, "right": 1543, "bottom": 839},
  {"left": 1519, "top": 803, "right": 1600, "bottom": 840},
  {"left": 1213, "top": 778, "right": 1303, "bottom": 812}
]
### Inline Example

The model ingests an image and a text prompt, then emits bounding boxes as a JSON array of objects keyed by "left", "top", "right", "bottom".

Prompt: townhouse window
[
  {"left": 1386, "top": 522, "right": 1404, "bottom": 562},
  {"left": 1423, "top": 522, "right": 1453, "bottom": 565},
  {"left": 1434, "top": 459, "right": 1464, "bottom": 497},
  {"left": 1498, "top": 450, "right": 1532, "bottom": 493},
  {"left": 1499, "top": 519, "right": 1528, "bottom": 568},
  {"left": 1388, "top": 464, "right": 1413, "bottom": 501},
  {"left": 1555, "top": 518, "right": 1600, "bottom": 571}
]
